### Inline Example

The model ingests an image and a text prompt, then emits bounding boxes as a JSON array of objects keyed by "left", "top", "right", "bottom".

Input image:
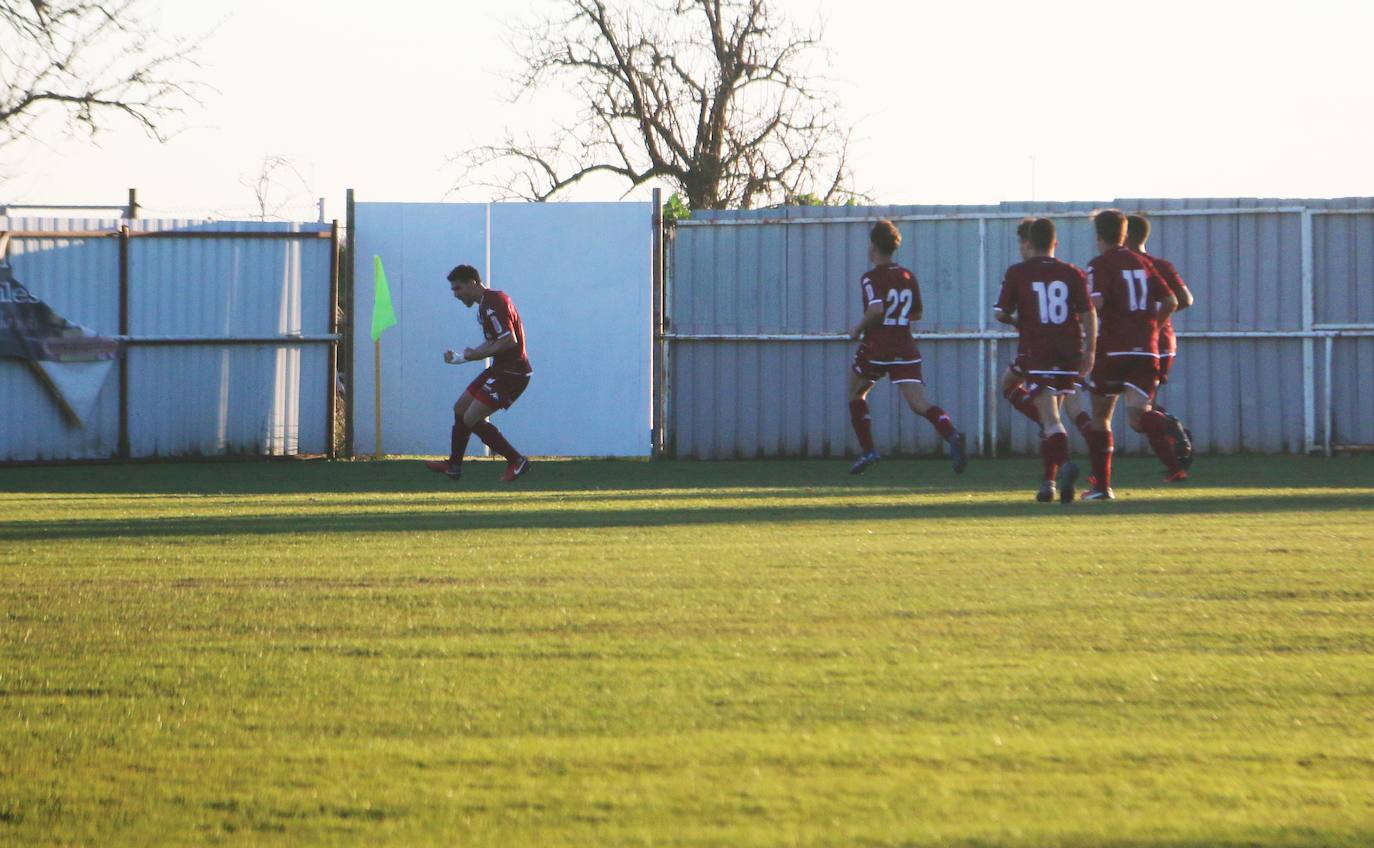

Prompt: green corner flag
[{"left": 371, "top": 255, "right": 398, "bottom": 342}]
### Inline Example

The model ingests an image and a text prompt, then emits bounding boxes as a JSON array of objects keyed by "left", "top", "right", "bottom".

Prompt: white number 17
[{"left": 1121, "top": 269, "right": 1149, "bottom": 311}]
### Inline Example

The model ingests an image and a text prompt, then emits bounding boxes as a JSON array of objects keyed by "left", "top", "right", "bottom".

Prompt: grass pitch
[{"left": 2, "top": 455, "right": 1372, "bottom": 846}]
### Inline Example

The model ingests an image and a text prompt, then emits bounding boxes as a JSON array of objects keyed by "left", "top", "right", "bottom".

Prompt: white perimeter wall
[{"left": 352, "top": 202, "right": 652, "bottom": 457}]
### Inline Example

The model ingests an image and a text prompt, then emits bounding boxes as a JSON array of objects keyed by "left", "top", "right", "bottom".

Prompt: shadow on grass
[
  {"left": 1, "top": 455, "right": 1371, "bottom": 497},
  {"left": 3, "top": 491, "right": 1371, "bottom": 542}
]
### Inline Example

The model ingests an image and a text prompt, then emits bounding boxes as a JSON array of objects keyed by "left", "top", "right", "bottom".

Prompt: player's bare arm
[
  {"left": 1174, "top": 284, "right": 1195, "bottom": 310},
  {"left": 1079, "top": 306, "right": 1098, "bottom": 378},
  {"left": 849, "top": 302, "right": 885, "bottom": 340},
  {"left": 1156, "top": 292, "right": 1179, "bottom": 324},
  {"left": 461, "top": 333, "right": 518, "bottom": 362}
]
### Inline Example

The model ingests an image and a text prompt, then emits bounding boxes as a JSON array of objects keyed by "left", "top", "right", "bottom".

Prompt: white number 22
[{"left": 884, "top": 289, "right": 914, "bottom": 326}]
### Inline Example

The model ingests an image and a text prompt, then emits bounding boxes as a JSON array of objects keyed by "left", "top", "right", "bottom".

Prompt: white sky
[{"left": 3, "top": 0, "right": 1372, "bottom": 219}]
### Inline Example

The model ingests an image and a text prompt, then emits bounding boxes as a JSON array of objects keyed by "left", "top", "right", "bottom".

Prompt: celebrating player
[
  {"left": 847, "top": 220, "right": 968, "bottom": 475},
  {"left": 993, "top": 217, "right": 1096, "bottom": 503},
  {"left": 1081, "top": 210, "right": 1186, "bottom": 500},
  {"left": 999, "top": 218, "right": 1056, "bottom": 431},
  {"left": 424, "top": 264, "right": 532, "bottom": 482},
  {"left": 1126, "top": 213, "right": 1195, "bottom": 468}
]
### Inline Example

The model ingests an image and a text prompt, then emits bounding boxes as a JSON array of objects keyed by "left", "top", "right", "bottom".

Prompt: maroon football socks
[
  {"left": 1075, "top": 411, "right": 1093, "bottom": 439},
  {"left": 1041, "top": 432, "right": 1069, "bottom": 482},
  {"left": 1087, "top": 429, "right": 1113, "bottom": 492},
  {"left": 450, "top": 418, "right": 472, "bottom": 467},
  {"left": 472, "top": 421, "right": 520, "bottom": 463},
  {"left": 1140, "top": 409, "right": 1183, "bottom": 473},
  {"left": 849, "top": 399, "right": 875, "bottom": 453},
  {"left": 1003, "top": 385, "right": 1040, "bottom": 426},
  {"left": 924, "top": 406, "right": 956, "bottom": 440}
]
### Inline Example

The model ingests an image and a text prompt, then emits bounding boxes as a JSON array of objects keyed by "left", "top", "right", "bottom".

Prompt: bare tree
[
  {"left": 0, "top": 0, "right": 201, "bottom": 154},
  {"left": 458, "top": 0, "right": 856, "bottom": 210},
  {"left": 240, "top": 155, "right": 314, "bottom": 221}
]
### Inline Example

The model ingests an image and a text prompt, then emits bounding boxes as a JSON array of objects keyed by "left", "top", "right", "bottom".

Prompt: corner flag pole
[{"left": 371, "top": 256, "right": 398, "bottom": 459}]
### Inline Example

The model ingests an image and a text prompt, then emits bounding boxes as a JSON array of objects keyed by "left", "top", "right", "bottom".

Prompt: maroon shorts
[
  {"left": 1022, "top": 345, "right": 1082, "bottom": 397},
  {"left": 465, "top": 367, "right": 531, "bottom": 410},
  {"left": 1008, "top": 349, "right": 1029, "bottom": 378},
  {"left": 853, "top": 345, "right": 923, "bottom": 384},
  {"left": 1088, "top": 355, "right": 1159, "bottom": 399}
]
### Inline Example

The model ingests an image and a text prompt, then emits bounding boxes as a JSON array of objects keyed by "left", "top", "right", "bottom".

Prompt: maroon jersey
[
  {"left": 477, "top": 289, "right": 531, "bottom": 374},
  {"left": 857, "top": 263, "right": 922, "bottom": 359},
  {"left": 1140, "top": 253, "right": 1188, "bottom": 355},
  {"left": 995, "top": 257, "right": 1091, "bottom": 356},
  {"left": 1086, "top": 247, "right": 1171, "bottom": 357}
]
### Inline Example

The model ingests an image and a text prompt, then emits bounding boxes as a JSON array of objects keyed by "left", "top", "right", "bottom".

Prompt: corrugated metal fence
[
  {"left": 1, "top": 217, "right": 339, "bottom": 461},
  {"left": 665, "top": 198, "right": 1374, "bottom": 459}
]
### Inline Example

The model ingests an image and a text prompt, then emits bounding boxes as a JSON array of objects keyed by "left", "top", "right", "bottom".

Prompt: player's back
[
  {"left": 1087, "top": 247, "right": 1167, "bottom": 356},
  {"left": 1000, "top": 257, "right": 1089, "bottom": 353},
  {"left": 858, "top": 263, "right": 922, "bottom": 355}
]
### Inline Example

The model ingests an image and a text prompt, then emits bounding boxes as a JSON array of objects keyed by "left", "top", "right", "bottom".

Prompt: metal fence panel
[
  {"left": 669, "top": 198, "right": 1374, "bottom": 459},
  {"left": 1, "top": 217, "right": 334, "bottom": 462}
]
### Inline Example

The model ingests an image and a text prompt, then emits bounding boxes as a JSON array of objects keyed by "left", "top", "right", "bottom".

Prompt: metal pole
[
  {"left": 1300, "top": 209, "right": 1315, "bottom": 454},
  {"left": 988, "top": 337, "right": 999, "bottom": 458},
  {"left": 976, "top": 216, "right": 987, "bottom": 456},
  {"left": 127, "top": 188, "right": 139, "bottom": 220},
  {"left": 374, "top": 339, "right": 383, "bottom": 458},
  {"left": 344, "top": 189, "right": 357, "bottom": 458},
  {"left": 1324, "top": 334, "right": 1334, "bottom": 457},
  {"left": 651, "top": 187, "right": 664, "bottom": 458},
  {"left": 326, "top": 219, "right": 340, "bottom": 459},
  {"left": 117, "top": 225, "right": 131, "bottom": 458}
]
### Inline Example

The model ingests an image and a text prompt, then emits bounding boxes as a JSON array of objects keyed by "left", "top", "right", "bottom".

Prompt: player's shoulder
[
  {"left": 1147, "top": 254, "right": 1178, "bottom": 275},
  {"left": 1048, "top": 257, "right": 1087, "bottom": 279}
]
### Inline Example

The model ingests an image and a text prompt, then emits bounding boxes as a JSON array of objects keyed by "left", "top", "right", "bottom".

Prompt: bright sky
[{"left": 3, "top": 0, "right": 1372, "bottom": 219}]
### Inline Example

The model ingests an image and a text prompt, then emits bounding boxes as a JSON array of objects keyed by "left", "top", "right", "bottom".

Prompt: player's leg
[
  {"left": 1152, "top": 353, "right": 1194, "bottom": 469},
  {"left": 1033, "top": 391, "right": 1074, "bottom": 503},
  {"left": 1032, "top": 391, "right": 1066, "bottom": 501},
  {"left": 1000, "top": 365, "right": 1040, "bottom": 427},
  {"left": 1062, "top": 389, "right": 1092, "bottom": 443},
  {"left": 463, "top": 376, "right": 531, "bottom": 481},
  {"left": 847, "top": 371, "right": 880, "bottom": 474},
  {"left": 896, "top": 380, "right": 968, "bottom": 474},
  {"left": 1085, "top": 390, "right": 1118, "bottom": 499},
  {"left": 425, "top": 391, "right": 477, "bottom": 479},
  {"left": 1125, "top": 384, "right": 1186, "bottom": 482}
]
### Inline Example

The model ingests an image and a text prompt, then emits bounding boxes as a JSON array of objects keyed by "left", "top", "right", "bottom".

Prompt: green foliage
[
  {"left": 661, "top": 191, "right": 692, "bottom": 224},
  {"left": 2, "top": 457, "right": 1372, "bottom": 846},
  {"left": 789, "top": 192, "right": 861, "bottom": 207}
]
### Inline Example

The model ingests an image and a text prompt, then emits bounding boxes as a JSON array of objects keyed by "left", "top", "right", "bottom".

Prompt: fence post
[
  {"left": 117, "top": 225, "right": 131, "bottom": 458},
  {"left": 976, "top": 216, "right": 988, "bottom": 457},
  {"left": 344, "top": 189, "right": 357, "bottom": 458},
  {"left": 1300, "top": 208, "right": 1315, "bottom": 454},
  {"left": 651, "top": 187, "right": 665, "bottom": 459},
  {"left": 327, "top": 219, "right": 340, "bottom": 459}
]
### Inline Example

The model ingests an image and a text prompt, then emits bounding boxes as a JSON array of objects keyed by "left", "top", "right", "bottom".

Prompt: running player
[
  {"left": 847, "top": 220, "right": 968, "bottom": 475},
  {"left": 999, "top": 218, "right": 1054, "bottom": 430},
  {"left": 993, "top": 217, "right": 1096, "bottom": 503},
  {"left": 1081, "top": 210, "right": 1186, "bottom": 500},
  {"left": 424, "top": 264, "right": 532, "bottom": 482},
  {"left": 1126, "top": 213, "right": 1195, "bottom": 468}
]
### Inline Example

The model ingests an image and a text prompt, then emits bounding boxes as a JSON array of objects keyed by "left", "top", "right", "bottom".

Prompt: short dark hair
[
  {"left": 1126, "top": 214, "right": 1151, "bottom": 248},
  {"left": 1093, "top": 209, "right": 1127, "bottom": 246},
  {"left": 870, "top": 220, "right": 901, "bottom": 255},
  {"left": 1027, "top": 217, "right": 1056, "bottom": 252},
  {"left": 1016, "top": 217, "right": 1035, "bottom": 242},
  {"left": 447, "top": 264, "right": 482, "bottom": 285}
]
